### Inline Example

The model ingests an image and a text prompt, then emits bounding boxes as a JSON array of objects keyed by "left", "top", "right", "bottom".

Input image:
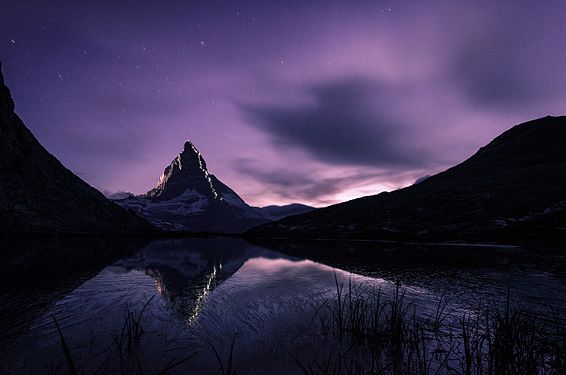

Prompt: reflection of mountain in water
[
  {"left": 4, "top": 237, "right": 566, "bottom": 375},
  {"left": 115, "top": 237, "right": 293, "bottom": 321}
]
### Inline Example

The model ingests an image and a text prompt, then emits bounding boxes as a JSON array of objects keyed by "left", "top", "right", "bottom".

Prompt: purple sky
[{"left": 1, "top": 1, "right": 565, "bottom": 207}]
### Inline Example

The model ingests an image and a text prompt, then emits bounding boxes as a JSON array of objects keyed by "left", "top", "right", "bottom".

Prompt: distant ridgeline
[
  {"left": 247, "top": 116, "right": 566, "bottom": 243},
  {"left": 0, "top": 64, "right": 151, "bottom": 235}
]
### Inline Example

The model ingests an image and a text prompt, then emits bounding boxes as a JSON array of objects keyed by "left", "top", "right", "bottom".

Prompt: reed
[
  {"left": 48, "top": 283, "right": 566, "bottom": 374},
  {"left": 296, "top": 277, "right": 566, "bottom": 374}
]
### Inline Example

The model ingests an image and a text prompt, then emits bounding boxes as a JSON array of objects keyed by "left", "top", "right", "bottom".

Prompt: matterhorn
[{"left": 112, "top": 141, "right": 312, "bottom": 233}]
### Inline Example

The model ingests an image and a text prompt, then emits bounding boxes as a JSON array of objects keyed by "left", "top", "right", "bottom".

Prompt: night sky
[{"left": 1, "top": 1, "right": 565, "bottom": 207}]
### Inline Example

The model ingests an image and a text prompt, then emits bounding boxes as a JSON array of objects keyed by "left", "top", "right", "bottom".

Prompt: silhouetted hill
[
  {"left": 247, "top": 116, "right": 566, "bottom": 243},
  {"left": 0, "top": 64, "right": 151, "bottom": 235}
]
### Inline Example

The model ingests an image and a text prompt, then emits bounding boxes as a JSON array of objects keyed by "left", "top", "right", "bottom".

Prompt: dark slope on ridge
[
  {"left": 247, "top": 116, "right": 566, "bottom": 242},
  {"left": 0, "top": 65, "right": 151, "bottom": 234}
]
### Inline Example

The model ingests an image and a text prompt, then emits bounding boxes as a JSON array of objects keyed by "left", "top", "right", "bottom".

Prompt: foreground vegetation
[
  {"left": 47, "top": 278, "right": 566, "bottom": 375},
  {"left": 291, "top": 276, "right": 566, "bottom": 375}
]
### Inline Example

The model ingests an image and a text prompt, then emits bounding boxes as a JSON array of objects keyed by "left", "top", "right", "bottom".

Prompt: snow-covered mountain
[{"left": 112, "top": 141, "right": 313, "bottom": 233}]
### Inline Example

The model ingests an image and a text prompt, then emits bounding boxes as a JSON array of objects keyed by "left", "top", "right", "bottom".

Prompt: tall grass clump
[
  {"left": 49, "top": 296, "right": 196, "bottom": 375},
  {"left": 298, "top": 275, "right": 566, "bottom": 375},
  {"left": 47, "top": 280, "right": 566, "bottom": 375},
  {"left": 209, "top": 332, "right": 238, "bottom": 375},
  {"left": 116, "top": 295, "right": 155, "bottom": 355}
]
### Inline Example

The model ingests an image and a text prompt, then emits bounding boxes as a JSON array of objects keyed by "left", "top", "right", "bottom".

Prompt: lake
[{"left": 1, "top": 237, "right": 566, "bottom": 374}]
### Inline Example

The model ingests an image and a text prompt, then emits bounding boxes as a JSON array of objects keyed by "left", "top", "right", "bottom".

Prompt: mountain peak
[
  {"left": 183, "top": 140, "right": 197, "bottom": 152},
  {"left": 146, "top": 140, "right": 221, "bottom": 201},
  {"left": 180, "top": 140, "right": 210, "bottom": 171},
  {"left": 114, "top": 136, "right": 314, "bottom": 232}
]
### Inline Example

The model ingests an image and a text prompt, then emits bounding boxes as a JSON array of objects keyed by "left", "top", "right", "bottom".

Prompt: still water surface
[{"left": 1, "top": 237, "right": 565, "bottom": 374}]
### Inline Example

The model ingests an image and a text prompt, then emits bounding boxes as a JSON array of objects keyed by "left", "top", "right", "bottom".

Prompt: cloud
[
  {"left": 235, "top": 158, "right": 417, "bottom": 205},
  {"left": 236, "top": 163, "right": 364, "bottom": 204},
  {"left": 451, "top": 11, "right": 566, "bottom": 109},
  {"left": 452, "top": 33, "right": 532, "bottom": 107},
  {"left": 239, "top": 77, "right": 430, "bottom": 169}
]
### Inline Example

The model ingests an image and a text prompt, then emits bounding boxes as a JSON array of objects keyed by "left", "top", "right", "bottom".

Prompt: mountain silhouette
[
  {"left": 247, "top": 116, "right": 566, "bottom": 242},
  {"left": 0, "top": 64, "right": 151, "bottom": 234}
]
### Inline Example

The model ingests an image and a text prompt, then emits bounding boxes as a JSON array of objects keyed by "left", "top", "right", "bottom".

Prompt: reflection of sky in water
[
  {"left": 4, "top": 245, "right": 391, "bottom": 374},
  {"left": 221, "top": 257, "right": 386, "bottom": 291},
  {"left": 3, "top": 238, "right": 566, "bottom": 374},
  {"left": 186, "top": 257, "right": 390, "bottom": 373}
]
